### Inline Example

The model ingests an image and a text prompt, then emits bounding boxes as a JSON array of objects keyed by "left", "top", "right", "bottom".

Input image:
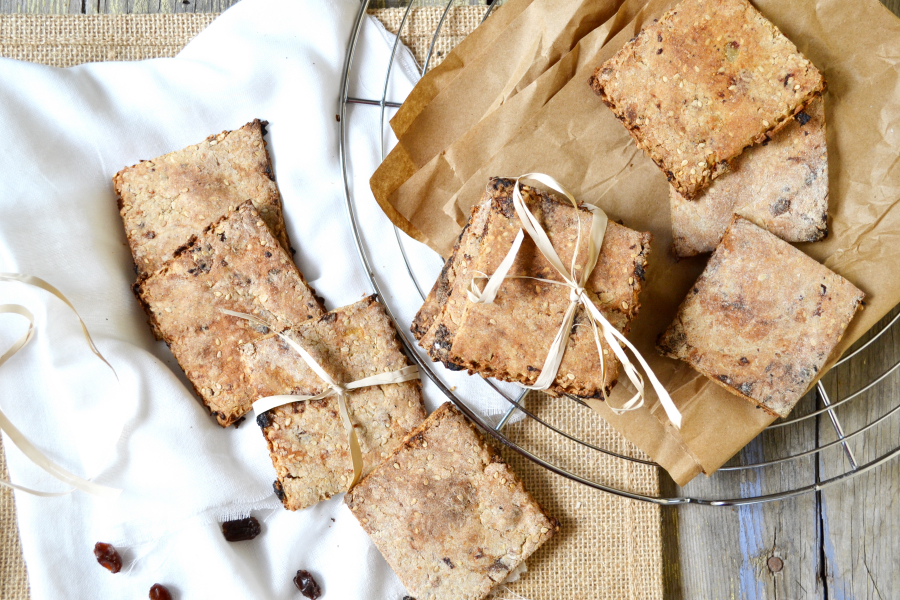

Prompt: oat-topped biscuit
[
  {"left": 240, "top": 296, "right": 425, "bottom": 511},
  {"left": 658, "top": 217, "right": 863, "bottom": 418},
  {"left": 412, "top": 193, "right": 492, "bottom": 368},
  {"left": 671, "top": 98, "right": 828, "bottom": 257},
  {"left": 589, "top": 0, "right": 825, "bottom": 199},
  {"left": 115, "top": 119, "right": 291, "bottom": 276},
  {"left": 443, "top": 178, "right": 651, "bottom": 399},
  {"left": 345, "top": 402, "right": 558, "bottom": 600},
  {"left": 134, "top": 201, "right": 324, "bottom": 426}
]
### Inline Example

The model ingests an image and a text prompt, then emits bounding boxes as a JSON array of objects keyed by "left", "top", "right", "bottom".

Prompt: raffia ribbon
[
  {"left": 0, "top": 273, "right": 122, "bottom": 498},
  {"left": 466, "top": 174, "right": 683, "bottom": 429},
  {"left": 221, "top": 309, "right": 420, "bottom": 488}
]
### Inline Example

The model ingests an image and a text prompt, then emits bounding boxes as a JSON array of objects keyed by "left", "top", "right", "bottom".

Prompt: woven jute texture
[
  {"left": 369, "top": 6, "right": 489, "bottom": 69},
  {"left": 0, "top": 10, "right": 663, "bottom": 600},
  {"left": 0, "top": 14, "right": 217, "bottom": 67}
]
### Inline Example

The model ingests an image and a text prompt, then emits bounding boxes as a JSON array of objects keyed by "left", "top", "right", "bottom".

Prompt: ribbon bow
[
  {"left": 222, "top": 309, "right": 420, "bottom": 488},
  {"left": 466, "top": 174, "right": 683, "bottom": 429},
  {"left": 0, "top": 273, "right": 122, "bottom": 498}
]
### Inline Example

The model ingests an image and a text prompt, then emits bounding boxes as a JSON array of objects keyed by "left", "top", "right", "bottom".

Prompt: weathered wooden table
[{"left": 2, "top": 1, "right": 899, "bottom": 599}]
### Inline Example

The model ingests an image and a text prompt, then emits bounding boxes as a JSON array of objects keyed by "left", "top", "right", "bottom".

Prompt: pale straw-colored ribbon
[
  {"left": 0, "top": 273, "right": 122, "bottom": 498},
  {"left": 221, "top": 309, "right": 420, "bottom": 488},
  {"left": 466, "top": 174, "right": 683, "bottom": 428}
]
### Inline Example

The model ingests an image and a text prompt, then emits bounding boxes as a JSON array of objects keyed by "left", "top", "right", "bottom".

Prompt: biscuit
[
  {"left": 133, "top": 201, "right": 323, "bottom": 426},
  {"left": 115, "top": 119, "right": 291, "bottom": 276},
  {"left": 670, "top": 98, "right": 828, "bottom": 256},
  {"left": 241, "top": 296, "right": 425, "bottom": 511},
  {"left": 345, "top": 402, "right": 558, "bottom": 600},
  {"left": 658, "top": 216, "right": 864, "bottom": 417},
  {"left": 590, "top": 0, "right": 825, "bottom": 199}
]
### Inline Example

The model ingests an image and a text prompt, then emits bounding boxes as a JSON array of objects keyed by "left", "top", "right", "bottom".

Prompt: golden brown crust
[
  {"left": 671, "top": 98, "right": 828, "bottom": 256},
  {"left": 411, "top": 198, "right": 490, "bottom": 342},
  {"left": 445, "top": 178, "right": 651, "bottom": 399},
  {"left": 657, "top": 217, "right": 864, "bottom": 418},
  {"left": 115, "top": 119, "right": 291, "bottom": 277},
  {"left": 589, "top": 0, "right": 825, "bottom": 199},
  {"left": 345, "top": 402, "right": 558, "bottom": 600},
  {"left": 240, "top": 296, "right": 426, "bottom": 511},
  {"left": 415, "top": 191, "right": 493, "bottom": 368},
  {"left": 133, "top": 202, "right": 324, "bottom": 426}
]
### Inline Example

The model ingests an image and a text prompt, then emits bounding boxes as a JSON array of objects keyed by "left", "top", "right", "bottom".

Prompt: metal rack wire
[{"left": 338, "top": 0, "right": 900, "bottom": 505}]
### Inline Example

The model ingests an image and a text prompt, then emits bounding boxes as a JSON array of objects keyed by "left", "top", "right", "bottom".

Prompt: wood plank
[
  {"left": 818, "top": 305, "right": 900, "bottom": 600},
  {"left": 91, "top": 0, "right": 238, "bottom": 14},
  {"left": 669, "top": 389, "right": 821, "bottom": 600},
  {"left": 0, "top": 0, "right": 77, "bottom": 13}
]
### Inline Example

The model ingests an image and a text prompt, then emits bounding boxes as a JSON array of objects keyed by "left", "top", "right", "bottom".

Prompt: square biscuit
[
  {"left": 133, "top": 201, "right": 324, "bottom": 426},
  {"left": 671, "top": 97, "right": 828, "bottom": 257},
  {"left": 658, "top": 216, "right": 864, "bottom": 418},
  {"left": 115, "top": 119, "right": 291, "bottom": 277},
  {"left": 589, "top": 0, "right": 825, "bottom": 199},
  {"left": 446, "top": 178, "right": 651, "bottom": 399},
  {"left": 240, "top": 295, "right": 426, "bottom": 511},
  {"left": 345, "top": 402, "right": 558, "bottom": 600}
]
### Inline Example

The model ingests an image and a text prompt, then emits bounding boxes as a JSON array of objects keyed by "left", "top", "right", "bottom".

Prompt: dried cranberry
[
  {"left": 149, "top": 583, "right": 172, "bottom": 600},
  {"left": 221, "top": 516, "right": 261, "bottom": 541},
  {"left": 93, "top": 542, "right": 122, "bottom": 573},
  {"left": 293, "top": 569, "right": 322, "bottom": 599}
]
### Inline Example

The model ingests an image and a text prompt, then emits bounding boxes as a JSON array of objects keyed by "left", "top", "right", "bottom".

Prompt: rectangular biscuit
[
  {"left": 133, "top": 201, "right": 324, "bottom": 426},
  {"left": 115, "top": 119, "right": 291, "bottom": 277},
  {"left": 448, "top": 178, "right": 651, "bottom": 399},
  {"left": 671, "top": 97, "right": 828, "bottom": 257},
  {"left": 657, "top": 216, "right": 864, "bottom": 418},
  {"left": 589, "top": 0, "right": 825, "bottom": 199},
  {"left": 345, "top": 402, "right": 558, "bottom": 600},
  {"left": 240, "top": 295, "right": 426, "bottom": 511}
]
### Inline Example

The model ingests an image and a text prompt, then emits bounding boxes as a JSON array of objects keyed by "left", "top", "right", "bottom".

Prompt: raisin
[
  {"left": 149, "top": 584, "right": 172, "bottom": 600},
  {"left": 221, "top": 516, "right": 261, "bottom": 541},
  {"left": 93, "top": 542, "right": 122, "bottom": 573},
  {"left": 403, "top": 597, "right": 417, "bottom": 600},
  {"left": 273, "top": 479, "right": 285, "bottom": 501},
  {"left": 293, "top": 570, "right": 322, "bottom": 599}
]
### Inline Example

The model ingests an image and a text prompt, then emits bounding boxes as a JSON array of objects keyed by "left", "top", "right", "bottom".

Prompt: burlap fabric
[
  {"left": 369, "top": 6, "right": 488, "bottom": 69},
  {"left": 0, "top": 10, "right": 663, "bottom": 600}
]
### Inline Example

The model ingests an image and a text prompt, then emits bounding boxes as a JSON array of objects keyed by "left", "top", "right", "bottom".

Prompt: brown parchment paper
[
  {"left": 380, "top": 0, "right": 654, "bottom": 256},
  {"left": 372, "top": 0, "right": 900, "bottom": 486},
  {"left": 372, "top": 0, "right": 629, "bottom": 243},
  {"left": 389, "top": 0, "right": 534, "bottom": 139}
]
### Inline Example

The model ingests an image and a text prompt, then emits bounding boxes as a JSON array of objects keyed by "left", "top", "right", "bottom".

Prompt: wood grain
[
  {"left": 92, "top": 0, "right": 238, "bottom": 14},
  {"left": 818, "top": 306, "right": 900, "bottom": 600}
]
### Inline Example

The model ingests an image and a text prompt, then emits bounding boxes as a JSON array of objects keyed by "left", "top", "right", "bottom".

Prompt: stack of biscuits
[
  {"left": 590, "top": 0, "right": 864, "bottom": 418},
  {"left": 115, "top": 121, "right": 428, "bottom": 502},
  {"left": 116, "top": 122, "right": 556, "bottom": 600},
  {"left": 413, "top": 177, "right": 652, "bottom": 401}
]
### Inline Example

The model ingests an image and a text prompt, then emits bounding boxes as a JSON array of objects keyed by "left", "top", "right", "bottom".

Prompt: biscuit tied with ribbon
[
  {"left": 222, "top": 309, "right": 420, "bottom": 488},
  {"left": 466, "top": 174, "right": 683, "bottom": 428}
]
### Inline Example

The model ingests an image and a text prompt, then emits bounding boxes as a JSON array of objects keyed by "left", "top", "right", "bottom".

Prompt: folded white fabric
[{"left": 0, "top": 0, "right": 523, "bottom": 597}]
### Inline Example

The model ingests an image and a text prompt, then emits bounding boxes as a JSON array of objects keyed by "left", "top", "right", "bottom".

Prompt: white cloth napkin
[{"left": 0, "top": 0, "right": 523, "bottom": 597}]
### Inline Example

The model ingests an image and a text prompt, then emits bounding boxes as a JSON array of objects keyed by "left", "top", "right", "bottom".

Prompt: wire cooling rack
[{"left": 337, "top": 0, "right": 900, "bottom": 505}]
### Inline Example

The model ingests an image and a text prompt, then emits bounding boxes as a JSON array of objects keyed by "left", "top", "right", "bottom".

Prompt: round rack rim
[{"left": 338, "top": 0, "right": 900, "bottom": 505}]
